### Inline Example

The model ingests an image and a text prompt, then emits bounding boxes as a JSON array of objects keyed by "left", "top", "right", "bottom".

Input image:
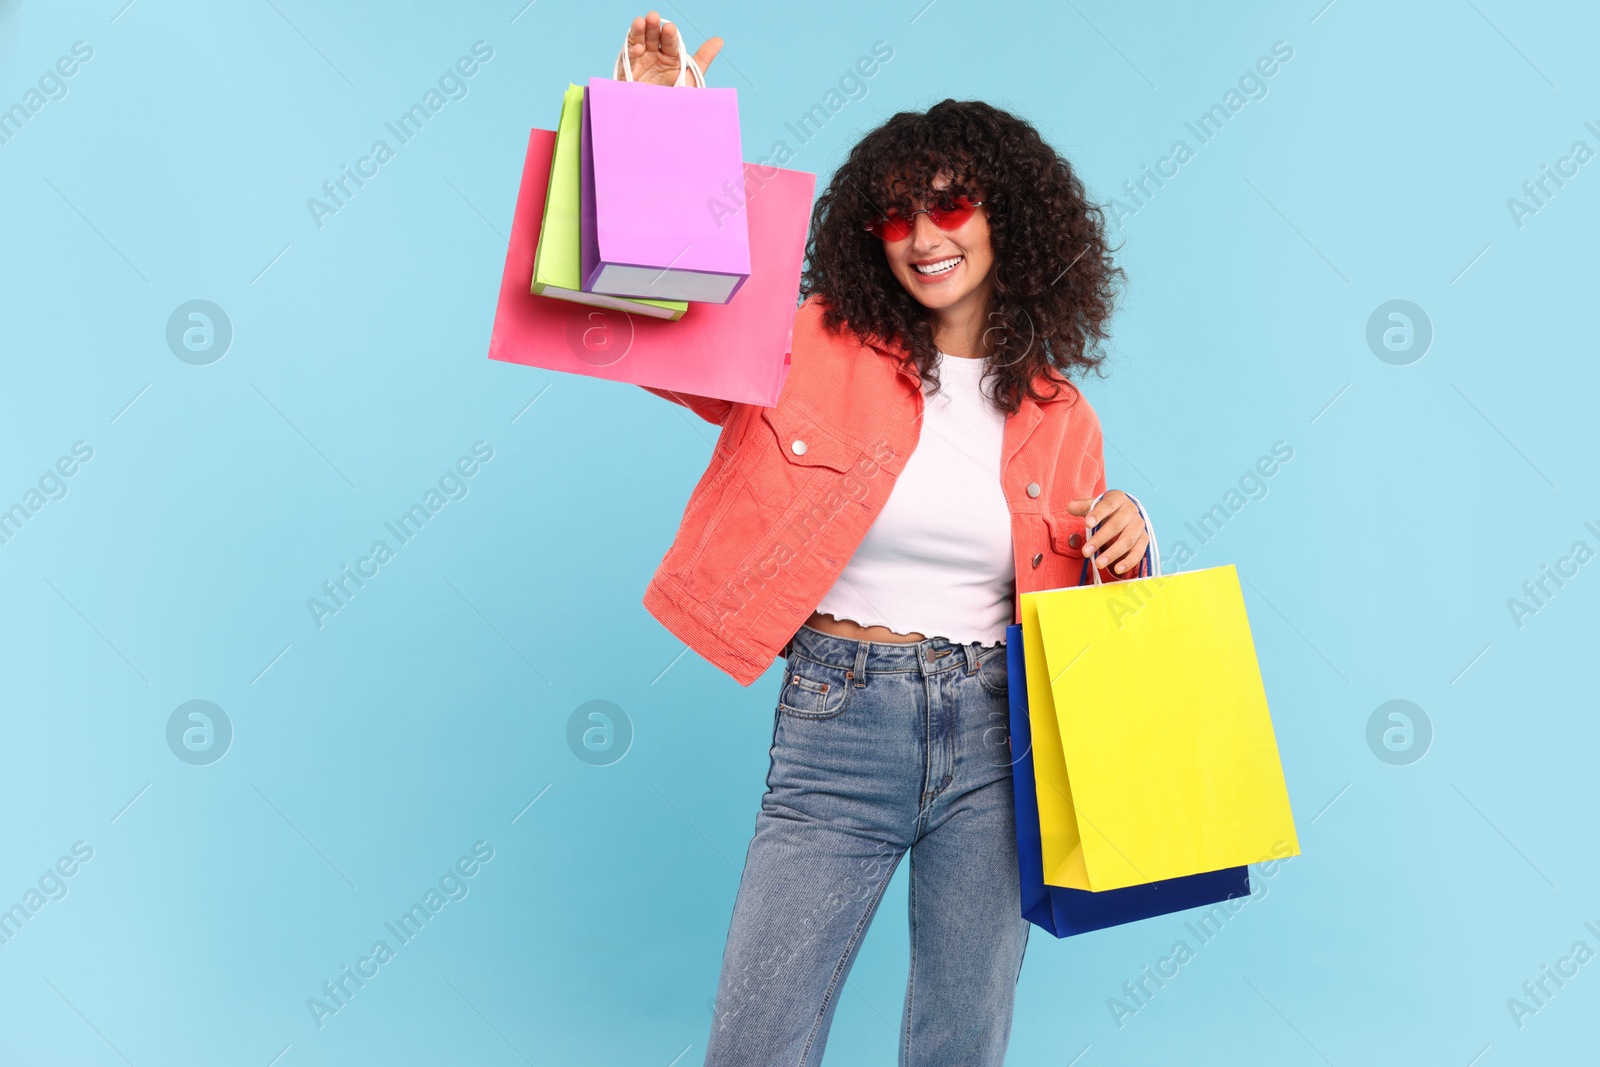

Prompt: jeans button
[
  {"left": 791, "top": 439, "right": 808, "bottom": 456},
  {"left": 1031, "top": 553, "right": 1043, "bottom": 568},
  {"left": 1026, "top": 482, "right": 1041, "bottom": 498}
]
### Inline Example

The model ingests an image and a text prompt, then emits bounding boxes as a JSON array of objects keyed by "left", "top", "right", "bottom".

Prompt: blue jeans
[{"left": 703, "top": 623, "right": 1031, "bottom": 1067}]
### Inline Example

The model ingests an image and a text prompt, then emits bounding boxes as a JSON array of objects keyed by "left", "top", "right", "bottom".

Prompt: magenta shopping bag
[
  {"left": 488, "top": 129, "right": 813, "bottom": 408},
  {"left": 580, "top": 73, "right": 750, "bottom": 304}
]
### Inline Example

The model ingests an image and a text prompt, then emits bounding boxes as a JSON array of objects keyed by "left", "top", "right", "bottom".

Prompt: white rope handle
[
  {"left": 613, "top": 21, "right": 707, "bottom": 87},
  {"left": 1132, "top": 493, "right": 1162, "bottom": 578},
  {"left": 1084, "top": 491, "right": 1161, "bottom": 587}
]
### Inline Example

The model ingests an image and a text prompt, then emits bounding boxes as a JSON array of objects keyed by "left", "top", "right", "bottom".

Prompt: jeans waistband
[{"left": 785, "top": 622, "right": 1003, "bottom": 678}]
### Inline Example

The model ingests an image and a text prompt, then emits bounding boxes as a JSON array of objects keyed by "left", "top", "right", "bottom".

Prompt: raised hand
[{"left": 619, "top": 11, "right": 723, "bottom": 85}]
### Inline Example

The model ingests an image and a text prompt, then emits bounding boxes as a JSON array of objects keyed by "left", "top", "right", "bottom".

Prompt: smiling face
[{"left": 876, "top": 169, "right": 995, "bottom": 320}]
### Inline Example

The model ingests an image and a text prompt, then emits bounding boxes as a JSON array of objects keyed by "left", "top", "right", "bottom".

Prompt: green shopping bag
[{"left": 531, "top": 84, "right": 687, "bottom": 321}]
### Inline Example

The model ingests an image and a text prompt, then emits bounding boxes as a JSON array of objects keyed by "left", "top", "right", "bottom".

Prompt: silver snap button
[
  {"left": 1026, "top": 482, "right": 1040, "bottom": 498},
  {"left": 791, "top": 439, "right": 808, "bottom": 456},
  {"left": 1031, "top": 553, "right": 1043, "bottom": 568}
]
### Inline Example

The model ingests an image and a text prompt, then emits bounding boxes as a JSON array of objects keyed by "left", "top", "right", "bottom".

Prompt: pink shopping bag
[
  {"left": 488, "top": 129, "right": 813, "bottom": 408},
  {"left": 580, "top": 74, "right": 749, "bottom": 304}
]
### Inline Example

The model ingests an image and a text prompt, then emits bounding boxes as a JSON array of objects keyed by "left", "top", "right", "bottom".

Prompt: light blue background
[{"left": 2, "top": 1, "right": 1596, "bottom": 1064}]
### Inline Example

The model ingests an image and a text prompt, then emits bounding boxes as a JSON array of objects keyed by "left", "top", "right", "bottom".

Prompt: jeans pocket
[
  {"left": 777, "top": 655, "right": 854, "bottom": 720},
  {"left": 975, "top": 646, "right": 1010, "bottom": 696}
]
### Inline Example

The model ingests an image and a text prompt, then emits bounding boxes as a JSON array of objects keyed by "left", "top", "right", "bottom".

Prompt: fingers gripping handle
[
  {"left": 613, "top": 21, "right": 707, "bottom": 87},
  {"left": 1082, "top": 492, "right": 1162, "bottom": 587}
]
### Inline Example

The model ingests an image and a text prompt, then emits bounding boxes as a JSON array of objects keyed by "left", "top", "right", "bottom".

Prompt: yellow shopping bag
[{"left": 1021, "top": 555, "right": 1299, "bottom": 893}]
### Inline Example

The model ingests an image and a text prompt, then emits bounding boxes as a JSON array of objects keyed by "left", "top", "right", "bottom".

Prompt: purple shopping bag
[
  {"left": 580, "top": 75, "right": 750, "bottom": 304},
  {"left": 488, "top": 129, "right": 813, "bottom": 407}
]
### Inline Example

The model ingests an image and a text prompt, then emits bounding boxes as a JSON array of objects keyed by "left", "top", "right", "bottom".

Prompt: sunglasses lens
[
  {"left": 930, "top": 197, "right": 977, "bottom": 229},
  {"left": 866, "top": 197, "right": 978, "bottom": 240},
  {"left": 867, "top": 214, "right": 913, "bottom": 241}
]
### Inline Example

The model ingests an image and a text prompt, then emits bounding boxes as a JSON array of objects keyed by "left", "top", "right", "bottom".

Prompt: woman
[{"left": 620, "top": 13, "right": 1152, "bottom": 1066}]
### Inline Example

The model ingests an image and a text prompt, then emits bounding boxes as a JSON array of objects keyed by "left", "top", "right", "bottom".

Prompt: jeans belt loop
[{"left": 852, "top": 639, "right": 869, "bottom": 687}]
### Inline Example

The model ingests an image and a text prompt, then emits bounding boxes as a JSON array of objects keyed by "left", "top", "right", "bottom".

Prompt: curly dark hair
[{"left": 799, "top": 99, "right": 1125, "bottom": 415}]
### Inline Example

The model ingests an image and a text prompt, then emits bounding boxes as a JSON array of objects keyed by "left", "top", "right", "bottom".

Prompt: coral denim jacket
[{"left": 639, "top": 294, "right": 1138, "bottom": 687}]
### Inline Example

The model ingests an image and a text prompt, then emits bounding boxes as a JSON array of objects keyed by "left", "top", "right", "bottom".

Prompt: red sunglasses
[{"left": 864, "top": 195, "right": 985, "bottom": 242}]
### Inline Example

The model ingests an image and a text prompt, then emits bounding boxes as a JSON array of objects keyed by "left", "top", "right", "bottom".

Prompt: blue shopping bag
[{"left": 1005, "top": 623, "right": 1253, "bottom": 937}]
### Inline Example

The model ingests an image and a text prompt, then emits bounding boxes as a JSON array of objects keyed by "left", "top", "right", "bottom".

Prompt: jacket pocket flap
[
  {"left": 760, "top": 405, "right": 859, "bottom": 473},
  {"left": 1042, "top": 511, "right": 1087, "bottom": 557}
]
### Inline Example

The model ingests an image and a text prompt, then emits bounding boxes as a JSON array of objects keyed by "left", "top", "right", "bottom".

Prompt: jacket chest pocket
[
  {"left": 1043, "top": 511, "right": 1088, "bottom": 557},
  {"left": 742, "top": 405, "right": 867, "bottom": 510},
  {"left": 1036, "top": 511, "right": 1090, "bottom": 586}
]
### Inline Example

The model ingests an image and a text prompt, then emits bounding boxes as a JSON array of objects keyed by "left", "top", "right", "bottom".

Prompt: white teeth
[{"left": 913, "top": 256, "right": 962, "bottom": 275}]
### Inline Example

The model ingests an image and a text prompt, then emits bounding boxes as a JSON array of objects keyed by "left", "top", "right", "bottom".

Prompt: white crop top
[{"left": 813, "top": 352, "right": 1014, "bottom": 645}]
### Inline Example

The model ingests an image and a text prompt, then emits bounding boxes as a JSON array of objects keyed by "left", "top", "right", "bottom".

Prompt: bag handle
[
  {"left": 612, "top": 21, "right": 708, "bottom": 87},
  {"left": 1082, "top": 491, "right": 1162, "bottom": 587}
]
